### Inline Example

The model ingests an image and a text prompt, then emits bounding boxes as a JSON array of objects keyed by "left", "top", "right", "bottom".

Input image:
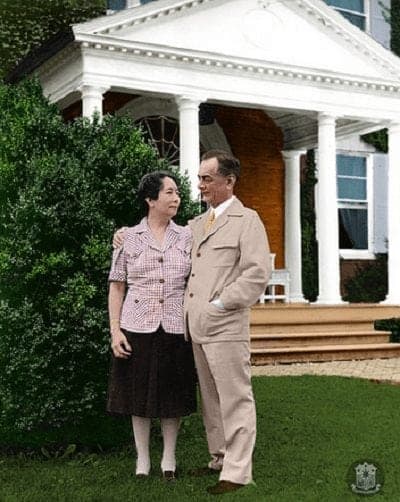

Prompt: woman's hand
[
  {"left": 112, "top": 227, "right": 128, "bottom": 249},
  {"left": 111, "top": 329, "right": 132, "bottom": 359}
]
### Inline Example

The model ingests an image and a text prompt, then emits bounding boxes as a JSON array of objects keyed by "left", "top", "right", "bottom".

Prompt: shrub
[
  {"left": 0, "top": 78, "right": 198, "bottom": 437},
  {"left": 342, "top": 254, "right": 388, "bottom": 303}
]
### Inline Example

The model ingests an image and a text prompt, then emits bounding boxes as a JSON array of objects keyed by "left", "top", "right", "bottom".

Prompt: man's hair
[
  {"left": 201, "top": 149, "right": 240, "bottom": 181},
  {"left": 137, "top": 170, "right": 179, "bottom": 214}
]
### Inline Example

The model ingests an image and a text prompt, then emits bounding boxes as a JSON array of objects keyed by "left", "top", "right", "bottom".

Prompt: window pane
[
  {"left": 340, "top": 11, "right": 365, "bottom": 29},
  {"left": 325, "top": 0, "right": 364, "bottom": 12},
  {"left": 107, "top": 0, "right": 126, "bottom": 10},
  {"left": 338, "top": 178, "right": 366, "bottom": 200},
  {"left": 337, "top": 155, "right": 366, "bottom": 177},
  {"left": 140, "top": 0, "right": 157, "bottom": 4},
  {"left": 339, "top": 208, "right": 368, "bottom": 249}
]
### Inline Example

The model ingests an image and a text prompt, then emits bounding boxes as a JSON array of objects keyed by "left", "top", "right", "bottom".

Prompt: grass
[{"left": 1, "top": 375, "right": 400, "bottom": 501}]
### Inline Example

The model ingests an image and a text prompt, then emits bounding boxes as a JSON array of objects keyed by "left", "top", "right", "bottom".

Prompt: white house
[{"left": 9, "top": 0, "right": 400, "bottom": 306}]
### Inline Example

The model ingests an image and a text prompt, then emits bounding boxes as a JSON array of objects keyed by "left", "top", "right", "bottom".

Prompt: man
[{"left": 185, "top": 150, "right": 271, "bottom": 495}]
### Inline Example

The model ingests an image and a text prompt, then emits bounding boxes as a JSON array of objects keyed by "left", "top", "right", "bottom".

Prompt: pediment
[{"left": 74, "top": 0, "right": 400, "bottom": 82}]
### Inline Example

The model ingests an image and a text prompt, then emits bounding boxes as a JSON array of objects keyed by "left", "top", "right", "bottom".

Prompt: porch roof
[{"left": 13, "top": 0, "right": 400, "bottom": 148}]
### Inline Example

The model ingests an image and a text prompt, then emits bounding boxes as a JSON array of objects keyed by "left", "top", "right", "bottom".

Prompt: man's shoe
[
  {"left": 188, "top": 466, "right": 220, "bottom": 477},
  {"left": 206, "top": 480, "right": 245, "bottom": 495}
]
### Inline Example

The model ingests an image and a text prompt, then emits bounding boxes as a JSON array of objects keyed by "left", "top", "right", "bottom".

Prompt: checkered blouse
[{"left": 109, "top": 218, "right": 192, "bottom": 334}]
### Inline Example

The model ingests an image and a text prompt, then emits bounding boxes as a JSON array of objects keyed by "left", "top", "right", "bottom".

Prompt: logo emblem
[{"left": 347, "top": 460, "right": 383, "bottom": 495}]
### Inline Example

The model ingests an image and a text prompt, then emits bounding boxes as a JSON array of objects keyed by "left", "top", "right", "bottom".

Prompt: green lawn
[{"left": 1, "top": 375, "right": 400, "bottom": 501}]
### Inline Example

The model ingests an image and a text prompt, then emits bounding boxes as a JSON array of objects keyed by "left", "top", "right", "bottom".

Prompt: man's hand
[
  {"left": 111, "top": 330, "right": 132, "bottom": 359},
  {"left": 112, "top": 227, "right": 128, "bottom": 249}
]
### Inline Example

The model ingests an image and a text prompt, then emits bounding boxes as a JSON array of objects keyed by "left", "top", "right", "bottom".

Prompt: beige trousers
[{"left": 192, "top": 341, "right": 256, "bottom": 485}]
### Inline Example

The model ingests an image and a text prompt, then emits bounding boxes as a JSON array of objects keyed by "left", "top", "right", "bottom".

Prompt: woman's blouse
[{"left": 109, "top": 218, "right": 192, "bottom": 334}]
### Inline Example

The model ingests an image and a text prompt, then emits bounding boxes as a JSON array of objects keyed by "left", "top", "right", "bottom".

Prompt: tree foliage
[
  {"left": 0, "top": 78, "right": 198, "bottom": 434},
  {"left": 0, "top": 1, "right": 106, "bottom": 78},
  {"left": 301, "top": 150, "right": 318, "bottom": 302}
]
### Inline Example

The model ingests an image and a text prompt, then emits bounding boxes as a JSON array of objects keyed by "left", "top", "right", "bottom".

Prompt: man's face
[{"left": 197, "top": 157, "right": 232, "bottom": 208}]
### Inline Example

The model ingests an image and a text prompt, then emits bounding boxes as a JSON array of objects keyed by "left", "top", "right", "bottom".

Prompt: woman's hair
[{"left": 137, "top": 170, "right": 179, "bottom": 215}]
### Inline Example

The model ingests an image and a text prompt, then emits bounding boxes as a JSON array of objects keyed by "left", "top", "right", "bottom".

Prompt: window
[
  {"left": 136, "top": 116, "right": 180, "bottom": 166},
  {"left": 107, "top": 0, "right": 127, "bottom": 11},
  {"left": 325, "top": 0, "right": 367, "bottom": 30},
  {"left": 337, "top": 154, "right": 373, "bottom": 257}
]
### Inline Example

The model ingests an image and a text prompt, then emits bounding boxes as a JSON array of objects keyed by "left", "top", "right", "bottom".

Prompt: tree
[
  {"left": 0, "top": 1, "right": 106, "bottom": 78},
  {"left": 0, "top": 78, "right": 198, "bottom": 435}
]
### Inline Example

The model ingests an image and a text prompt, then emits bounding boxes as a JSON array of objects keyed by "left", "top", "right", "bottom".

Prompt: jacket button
[
  {"left": 159, "top": 278, "right": 165, "bottom": 283},
  {"left": 191, "top": 273, "right": 195, "bottom": 277},
  {"left": 159, "top": 299, "right": 164, "bottom": 303},
  {"left": 196, "top": 252, "right": 201, "bottom": 257},
  {"left": 158, "top": 257, "right": 164, "bottom": 263},
  {"left": 189, "top": 293, "right": 194, "bottom": 297}
]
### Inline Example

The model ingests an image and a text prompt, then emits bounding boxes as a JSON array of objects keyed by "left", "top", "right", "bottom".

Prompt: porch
[{"left": 250, "top": 303, "right": 400, "bottom": 365}]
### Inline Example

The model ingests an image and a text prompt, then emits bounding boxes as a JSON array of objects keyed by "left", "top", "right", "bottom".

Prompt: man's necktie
[{"left": 204, "top": 209, "right": 215, "bottom": 233}]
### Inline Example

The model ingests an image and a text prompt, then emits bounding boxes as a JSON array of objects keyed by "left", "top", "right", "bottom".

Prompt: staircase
[{"left": 250, "top": 303, "right": 400, "bottom": 365}]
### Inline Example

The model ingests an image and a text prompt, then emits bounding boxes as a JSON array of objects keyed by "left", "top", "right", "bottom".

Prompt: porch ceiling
[{"left": 266, "top": 109, "right": 381, "bottom": 150}]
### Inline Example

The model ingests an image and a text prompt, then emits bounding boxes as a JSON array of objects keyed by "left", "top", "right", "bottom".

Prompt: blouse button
[
  {"left": 134, "top": 299, "right": 139, "bottom": 303},
  {"left": 159, "top": 299, "right": 164, "bottom": 303},
  {"left": 159, "top": 278, "right": 165, "bottom": 283},
  {"left": 158, "top": 257, "right": 164, "bottom": 263}
]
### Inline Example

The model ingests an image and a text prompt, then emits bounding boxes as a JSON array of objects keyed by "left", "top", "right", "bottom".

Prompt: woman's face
[{"left": 148, "top": 176, "right": 181, "bottom": 218}]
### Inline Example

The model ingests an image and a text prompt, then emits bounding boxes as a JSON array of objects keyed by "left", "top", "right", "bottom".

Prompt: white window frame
[
  {"left": 328, "top": 0, "right": 370, "bottom": 33},
  {"left": 337, "top": 151, "right": 374, "bottom": 260}
]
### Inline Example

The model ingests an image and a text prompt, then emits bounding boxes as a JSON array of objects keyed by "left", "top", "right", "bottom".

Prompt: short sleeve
[{"left": 108, "top": 246, "right": 127, "bottom": 282}]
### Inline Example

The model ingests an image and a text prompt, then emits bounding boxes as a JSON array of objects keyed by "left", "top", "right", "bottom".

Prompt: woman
[{"left": 107, "top": 171, "right": 196, "bottom": 481}]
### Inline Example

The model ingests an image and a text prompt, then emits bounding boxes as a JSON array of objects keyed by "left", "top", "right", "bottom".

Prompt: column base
[
  {"left": 381, "top": 296, "right": 400, "bottom": 305},
  {"left": 289, "top": 295, "right": 308, "bottom": 303},
  {"left": 313, "top": 297, "right": 348, "bottom": 305}
]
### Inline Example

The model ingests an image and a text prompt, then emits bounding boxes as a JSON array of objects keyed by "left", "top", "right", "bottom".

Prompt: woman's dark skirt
[{"left": 107, "top": 326, "right": 197, "bottom": 418}]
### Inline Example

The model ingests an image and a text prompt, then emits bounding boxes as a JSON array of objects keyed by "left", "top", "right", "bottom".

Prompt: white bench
[{"left": 259, "top": 253, "right": 290, "bottom": 303}]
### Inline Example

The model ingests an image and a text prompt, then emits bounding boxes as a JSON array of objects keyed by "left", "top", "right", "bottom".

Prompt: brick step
[
  {"left": 251, "top": 343, "right": 400, "bottom": 365},
  {"left": 251, "top": 322, "right": 375, "bottom": 334},
  {"left": 250, "top": 331, "right": 391, "bottom": 348},
  {"left": 251, "top": 304, "right": 400, "bottom": 325}
]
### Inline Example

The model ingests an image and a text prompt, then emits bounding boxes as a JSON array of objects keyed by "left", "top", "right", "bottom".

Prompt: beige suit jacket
[{"left": 185, "top": 198, "right": 271, "bottom": 344}]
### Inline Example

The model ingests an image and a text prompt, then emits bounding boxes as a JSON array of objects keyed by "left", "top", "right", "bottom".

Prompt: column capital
[
  {"left": 175, "top": 95, "right": 206, "bottom": 110},
  {"left": 282, "top": 149, "right": 306, "bottom": 161},
  {"left": 318, "top": 112, "right": 336, "bottom": 125},
  {"left": 78, "top": 84, "right": 110, "bottom": 98},
  {"left": 388, "top": 122, "right": 400, "bottom": 135}
]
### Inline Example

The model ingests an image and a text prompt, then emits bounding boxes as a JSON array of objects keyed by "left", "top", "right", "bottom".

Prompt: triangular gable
[{"left": 73, "top": 0, "right": 400, "bottom": 82}]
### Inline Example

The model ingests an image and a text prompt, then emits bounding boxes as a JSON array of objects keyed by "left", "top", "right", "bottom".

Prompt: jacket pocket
[
  {"left": 211, "top": 243, "right": 238, "bottom": 267},
  {"left": 202, "top": 302, "right": 244, "bottom": 337}
]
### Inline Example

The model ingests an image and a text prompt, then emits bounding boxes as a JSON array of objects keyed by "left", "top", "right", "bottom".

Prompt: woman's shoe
[
  {"left": 135, "top": 473, "right": 148, "bottom": 479},
  {"left": 162, "top": 470, "right": 176, "bottom": 482}
]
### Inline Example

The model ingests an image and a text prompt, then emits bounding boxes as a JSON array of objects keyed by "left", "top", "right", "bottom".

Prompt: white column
[
  {"left": 315, "top": 113, "right": 343, "bottom": 304},
  {"left": 383, "top": 123, "right": 400, "bottom": 304},
  {"left": 283, "top": 150, "right": 307, "bottom": 303},
  {"left": 80, "top": 85, "right": 109, "bottom": 121},
  {"left": 176, "top": 96, "right": 202, "bottom": 199}
]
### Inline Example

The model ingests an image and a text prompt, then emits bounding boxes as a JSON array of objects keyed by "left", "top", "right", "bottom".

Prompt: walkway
[{"left": 252, "top": 358, "right": 400, "bottom": 384}]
